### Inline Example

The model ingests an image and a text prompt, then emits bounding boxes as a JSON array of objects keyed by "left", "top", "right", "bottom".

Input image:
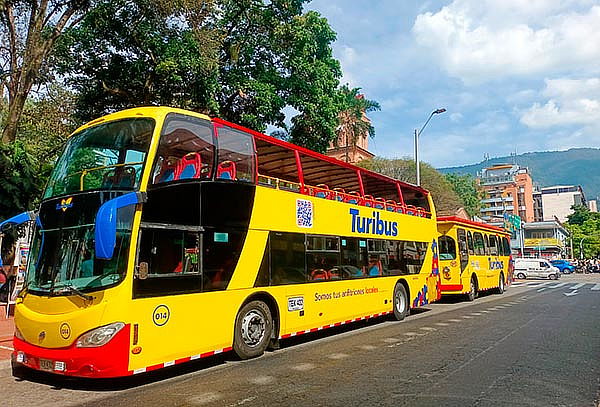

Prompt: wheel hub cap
[{"left": 241, "top": 310, "right": 266, "bottom": 347}]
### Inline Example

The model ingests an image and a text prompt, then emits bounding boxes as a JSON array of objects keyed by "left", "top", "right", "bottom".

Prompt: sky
[{"left": 308, "top": 0, "right": 600, "bottom": 168}]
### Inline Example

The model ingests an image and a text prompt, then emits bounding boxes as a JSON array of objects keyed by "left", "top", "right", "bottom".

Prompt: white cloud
[
  {"left": 521, "top": 78, "right": 600, "bottom": 127},
  {"left": 413, "top": 1, "right": 600, "bottom": 83}
]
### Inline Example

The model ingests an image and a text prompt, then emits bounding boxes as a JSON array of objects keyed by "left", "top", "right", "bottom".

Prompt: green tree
[
  {"left": 358, "top": 157, "right": 464, "bottom": 215},
  {"left": 444, "top": 173, "right": 482, "bottom": 216},
  {"left": 335, "top": 86, "right": 380, "bottom": 162},
  {"left": 54, "top": 0, "right": 346, "bottom": 151},
  {"left": 566, "top": 205, "right": 600, "bottom": 258},
  {"left": 0, "top": 0, "right": 92, "bottom": 144}
]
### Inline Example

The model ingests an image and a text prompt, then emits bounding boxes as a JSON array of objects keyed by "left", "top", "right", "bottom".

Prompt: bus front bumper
[{"left": 11, "top": 324, "right": 130, "bottom": 378}]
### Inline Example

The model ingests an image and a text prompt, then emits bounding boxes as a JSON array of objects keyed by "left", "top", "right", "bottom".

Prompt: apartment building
[
  {"left": 541, "top": 185, "right": 586, "bottom": 222},
  {"left": 479, "top": 164, "right": 535, "bottom": 223}
]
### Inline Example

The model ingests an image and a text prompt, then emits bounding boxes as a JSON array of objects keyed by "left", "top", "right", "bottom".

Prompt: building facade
[
  {"left": 479, "top": 164, "right": 535, "bottom": 223},
  {"left": 540, "top": 185, "right": 586, "bottom": 222},
  {"left": 510, "top": 219, "right": 570, "bottom": 259}
]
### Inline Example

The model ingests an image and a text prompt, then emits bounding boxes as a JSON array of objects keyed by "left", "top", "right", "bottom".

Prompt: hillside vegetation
[{"left": 439, "top": 148, "right": 600, "bottom": 201}]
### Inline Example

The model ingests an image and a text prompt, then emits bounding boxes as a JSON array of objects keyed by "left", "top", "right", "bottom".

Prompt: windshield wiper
[{"left": 51, "top": 284, "right": 95, "bottom": 301}]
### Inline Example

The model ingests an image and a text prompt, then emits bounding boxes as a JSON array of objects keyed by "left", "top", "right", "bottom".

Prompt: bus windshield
[{"left": 44, "top": 118, "right": 155, "bottom": 199}]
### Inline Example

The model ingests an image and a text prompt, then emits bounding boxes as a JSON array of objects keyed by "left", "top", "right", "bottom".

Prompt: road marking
[
  {"left": 249, "top": 375, "right": 275, "bottom": 385},
  {"left": 403, "top": 332, "right": 419, "bottom": 336},
  {"left": 358, "top": 345, "right": 377, "bottom": 350},
  {"left": 420, "top": 327, "right": 436, "bottom": 331},
  {"left": 526, "top": 282, "right": 547, "bottom": 288},
  {"left": 383, "top": 337, "right": 400, "bottom": 343},
  {"left": 486, "top": 308, "right": 498, "bottom": 311},
  {"left": 188, "top": 393, "right": 222, "bottom": 405},
  {"left": 448, "top": 319, "right": 462, "bottom": 322},
  {"left": 564, "top": 290, "right": 579, "bottom": 297},
  {"left": 591, "top": 283, "right": 600, "bottom": 291},
  {"left": 570, "top": 283, "right": 586, "bottom": 289},
  {"left": 291, "top": 363, "right": 316, "bottom": 371},
  {"left": 537, "top": 288, "right": 547, "bottom": 292},
  {"left": 480, "top": 310, "right": 490, "bottom": 313},
  {"left": 547, "top": 282, "right": 568, "bottom": 288},
  {"left": 435, "top": 322, "right": 449, "bottom": 326},
  {"left": 328, "top": 353, "right": 349, "bottom": 360},
  {"left": 508, "top": 301, "right": 520, "bottom": 305},
  {"left": 469, "top": 312, "right": 482, "bottom": 316},
  {"left": 462, "top": 315, "right": 473, "bottom": 319}
]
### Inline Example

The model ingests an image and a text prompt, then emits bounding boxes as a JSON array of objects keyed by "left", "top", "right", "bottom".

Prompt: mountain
[{"left": 439, "top": 148, "right": 600, "bottom": 201}]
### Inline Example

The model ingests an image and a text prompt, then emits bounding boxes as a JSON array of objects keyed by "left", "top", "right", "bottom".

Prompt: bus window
[
  {"left": 473, "top": 232, "right": 485, "bottom": 255},
  {"left": 134, "top": 228, "right": 202, "bottom": 298},
  {"left": 387, "top": 240, "right": 428, "bottom": 275},
  {"left": 153, "top": 114, "right": 215, "bottom": 183},
  {"left": 489, "top": 235, "right": 499, "bottom": 255},
  {"left": 339, "top": 238, "right": 363, "bottom": 279},
  {"left": 306, "top": 236, "right": 340, "bottom": 281},
  {"left": 483, "top": 234, "right": 490, "bottom": 255},
  {"left": 502, "top": 237, "right": 511, "bottom": 256},
  {"left": 216, "top": 126, "right": 256, "bottom": 183},
  {"left": 467, "top": 231, "right": 474, "bottom": 255},
  {"left": 203, "top": 231, "right": 245, "bottom": 291},
  {"left": 457, "top": 228, "right": 469, "bottom": 272},
  {"left": 270, "top": 232, "right": 306, "bottom": 285},
  {"left": 367, "top": 239, "right": 388, "bottom": 276},
  {"left": 438, "top": 235, "right": 457, "bottom": 260}
]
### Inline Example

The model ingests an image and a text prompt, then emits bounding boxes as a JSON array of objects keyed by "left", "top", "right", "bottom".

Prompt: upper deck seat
[
  {"left": 177, "top": 152, "right": 202, "bottom": 180},
  {"left": 216, "top": 160, "right": 237, "bottom": 180},
  {"left": 333, "top": 188, "right": 346, "bottom": 202},
  {"left": 315, "top": 184, "right": 330, "bottom": 199}
]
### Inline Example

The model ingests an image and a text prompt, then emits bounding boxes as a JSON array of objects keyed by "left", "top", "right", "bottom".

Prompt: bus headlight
[
  {"left": 76, "top": 322, "right": 125, "bottom": 348},
  {"left": 14, "top": 326, "right": 24, "bottom": 341}
]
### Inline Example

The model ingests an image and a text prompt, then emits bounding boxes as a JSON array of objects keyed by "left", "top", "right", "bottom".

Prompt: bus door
[{"left": 456, "top": 228, "right": 469, "bottom": 276}]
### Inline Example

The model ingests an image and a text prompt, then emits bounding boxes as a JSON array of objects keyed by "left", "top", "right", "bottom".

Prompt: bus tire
[
  {"left": 393, "top": 283, "right": 409, "bottom": 321},
  {"left": 496, "top": 273, "right": 505, "bottom": 294},
  {"left": 466, "top": 276, "right": 478, "bottom": 302},
  {"left": 233, "top": 300, "right": 273, "bottom": 360},
  {"left": 516, "top": 272, "right": 525, "bottom": 279}
]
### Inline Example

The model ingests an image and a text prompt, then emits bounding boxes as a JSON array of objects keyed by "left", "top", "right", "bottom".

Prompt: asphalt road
[{"left": 3, "top": 275, "right": 599, "bottom": 407}]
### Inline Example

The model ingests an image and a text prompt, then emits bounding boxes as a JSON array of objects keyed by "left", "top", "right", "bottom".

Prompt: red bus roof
[
  {"left": 437, "top": 216, "right": 509, "bottom": 235},
  {"left": 212, "top": 117, "right": 430, "bottom": 198}
]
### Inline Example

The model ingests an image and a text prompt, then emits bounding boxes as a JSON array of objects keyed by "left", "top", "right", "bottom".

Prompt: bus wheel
[
  {"left": 516, "top": 272, "right": 525, "bottom": 279},
  {"left": 466, "top": 277, "right": 477, "bottom": 302},
  {"left": 233, "top": 300, "right": 273, "bottom": 360},
  {"left": 393, "top": 283, "right": 409, "bottom": 321},
  {"left": 496, "top": 273, "right": 505, "bottom": 294}
]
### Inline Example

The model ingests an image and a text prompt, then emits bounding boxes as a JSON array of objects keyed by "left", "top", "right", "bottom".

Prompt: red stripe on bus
[{"left": 440, "top": 284, "right": 463, "bottom": 291}]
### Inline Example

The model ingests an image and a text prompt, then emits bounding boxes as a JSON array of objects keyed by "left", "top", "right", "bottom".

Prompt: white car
[{"left": 514, "top": 258, "right": 561, "bottom": 280}]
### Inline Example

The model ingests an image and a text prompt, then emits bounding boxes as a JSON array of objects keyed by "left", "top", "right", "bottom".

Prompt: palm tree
[{"left": 336, "top": 85, "right": 380, "bottom": 162}]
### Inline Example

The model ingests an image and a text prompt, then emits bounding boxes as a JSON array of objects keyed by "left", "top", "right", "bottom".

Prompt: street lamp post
[
  {"left": 579, "top": 237, "right": 587, "bottom": 260},
  {"left": 414, "top": 108, "right": 446, "bottom": 186}
]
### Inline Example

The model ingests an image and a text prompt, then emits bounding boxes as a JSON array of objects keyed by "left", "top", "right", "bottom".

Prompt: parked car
[
  {"left": 514, "top": 258, "right": 561, "bottom": 280},
  {"left": 550, "top": 260, "right": 575, "bottom": 274}
]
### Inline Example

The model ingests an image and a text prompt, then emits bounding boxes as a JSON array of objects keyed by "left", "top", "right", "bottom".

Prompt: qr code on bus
[{"left": 296, "top": 199, "right": 313, "bottom": 228}]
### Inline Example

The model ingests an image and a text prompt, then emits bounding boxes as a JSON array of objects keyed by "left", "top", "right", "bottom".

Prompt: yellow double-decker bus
[
  {"left": 437, "top": 216, "right": 512, "bottom": 301},
  {"left": 11, "top": 107, "right": 440, "bottom": 378}
]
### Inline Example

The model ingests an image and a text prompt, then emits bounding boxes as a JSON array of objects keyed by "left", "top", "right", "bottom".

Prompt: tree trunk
[{"left": 2, "top": 92, "right": 27, "bottom": 144}]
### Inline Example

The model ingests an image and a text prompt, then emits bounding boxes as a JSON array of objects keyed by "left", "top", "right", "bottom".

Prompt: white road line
[
  {"left": 383, "top": 338, "right": 400, "bottom": 343},
  {"left": 470, "top": 312, "right": 483, "bottom": 316},
  {"left": 291, "top": 363, "right": 316, "bottom": 371},
  {"left": 448, "top": 319, "right": 462, "bottom": 322},
  {"left": 591, "top": 283, "right": 600, "bottom": 291},
  {"left": 537, "top": 288, "right": 547, "bottom": 292},
  {"left": 328, "top": 353, "right": 349, "bottom": 360},
  {"left": 462, "top": 315, "right": 473, "bottom": 319},
  {"left": 358, "top": 345, "right": 377, "bottom": 350},
  {"left": 526, "top": 282, "right": 547, "bottom": 288},
  {"left": 570, "top": 283, "right": 586, "bottom": 290},
  {"left": 480, "top": 310, "right": 490, "bottom": 313},
  {"left": 435, "top": 322, "right": 449, "bottom": 326},
  {"left": 249, "top": 376, "right": 275, "bottom": 385},
  {"left": 420, "top": 327, "right": 436, "bottom": 331},
  {"left": 547, "top": 282, "right": 568, "bottom": 289}
]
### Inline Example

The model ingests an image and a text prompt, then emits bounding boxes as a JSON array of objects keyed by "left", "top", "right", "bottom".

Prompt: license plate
[{"left": 39, "top": 359, "right": 53, "bottom": 371}]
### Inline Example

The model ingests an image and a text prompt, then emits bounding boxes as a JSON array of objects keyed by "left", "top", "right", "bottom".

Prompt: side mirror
[{"left": 95, "top": 192, "right": 146, "bottom": 260}]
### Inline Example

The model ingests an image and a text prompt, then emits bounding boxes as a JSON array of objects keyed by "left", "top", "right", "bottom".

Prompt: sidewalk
[{"left": 0, "top": 313, "right": 15, "bottom": 363}]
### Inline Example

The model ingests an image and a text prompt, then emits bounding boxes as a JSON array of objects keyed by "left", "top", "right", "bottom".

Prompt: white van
[{"left": 514, "top": 258, "right": 560, "bottom": 280}]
